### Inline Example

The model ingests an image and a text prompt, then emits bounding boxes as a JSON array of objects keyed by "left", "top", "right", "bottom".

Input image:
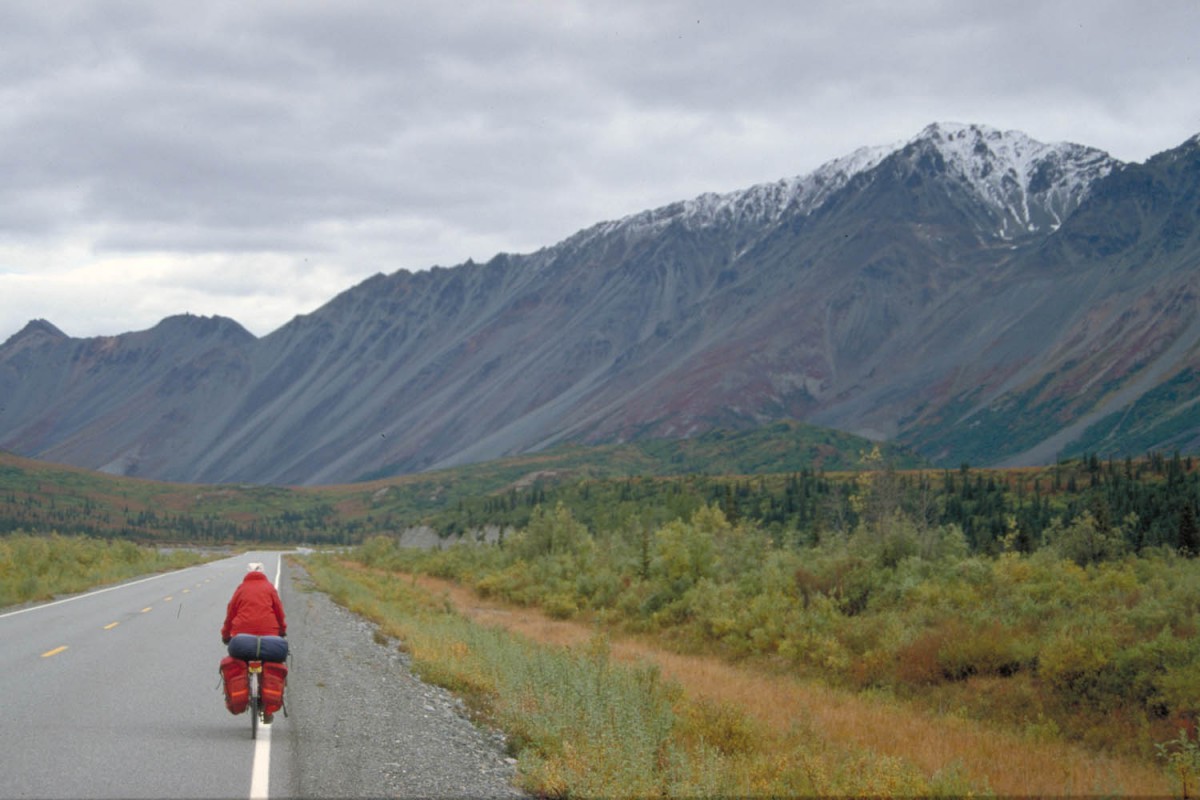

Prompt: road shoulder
[{"left": 278, "top": 558, "right": 525, "bottom": 798}]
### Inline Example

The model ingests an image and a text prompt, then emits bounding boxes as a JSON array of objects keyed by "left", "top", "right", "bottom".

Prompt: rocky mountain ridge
[
  {"left": 599, "top": 122, "right": 1115, "bottom": 241},
  {"left": 2, "top": 122, "right": 1198, "bottom": 485}
]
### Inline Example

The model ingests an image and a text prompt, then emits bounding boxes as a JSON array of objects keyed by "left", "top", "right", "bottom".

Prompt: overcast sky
[{"left": 1, "top": 0, "right": 1198, "bottom": 340}]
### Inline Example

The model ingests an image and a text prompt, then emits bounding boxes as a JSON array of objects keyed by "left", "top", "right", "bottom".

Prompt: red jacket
[{"left": 222, "top": 571, "right": 287, "bottom": 639}]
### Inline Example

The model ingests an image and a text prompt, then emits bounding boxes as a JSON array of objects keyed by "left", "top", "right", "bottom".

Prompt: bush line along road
[{"left": 0, "top": 551, "right": 523, "bottom": 799}]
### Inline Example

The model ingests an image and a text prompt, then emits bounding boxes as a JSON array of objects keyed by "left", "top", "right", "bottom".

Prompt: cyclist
[
  {"left": 222, "top": 562, "right": 288, "bottom": 643},
  {"left": 221, "top": 562, "right": 288, "bottom": 722}
]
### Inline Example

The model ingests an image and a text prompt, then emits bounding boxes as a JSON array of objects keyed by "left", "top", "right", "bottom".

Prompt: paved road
[
  {"left": 0, "top": 551, "right": 292, "bottom": 799},
  {"left": 1, "top": 551, "right": 524, "bottom": 799}
]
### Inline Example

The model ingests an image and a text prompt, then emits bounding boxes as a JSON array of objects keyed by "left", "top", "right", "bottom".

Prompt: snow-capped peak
[
  {"left": 577, "top": 122, "right": 1117, "bottom": 245},
  {"left": 909, "top": 122, "right": 1117, "bottom": 236}
]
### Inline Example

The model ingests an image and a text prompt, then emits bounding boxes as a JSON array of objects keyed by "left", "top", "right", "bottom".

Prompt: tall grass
[
  {"left": 0, "top": 531, "right": 210, "bottom": 607},
  {"left": 303, "top": 555, "right": 980, "bottom": 797}
]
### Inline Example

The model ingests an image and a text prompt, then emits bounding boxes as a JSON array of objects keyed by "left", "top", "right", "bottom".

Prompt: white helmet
[{"left": 247, "top": 562, "right": 265, "bottom": 573}]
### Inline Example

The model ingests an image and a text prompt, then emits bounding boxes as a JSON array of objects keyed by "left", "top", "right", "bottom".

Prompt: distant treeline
[
  {"left": 0, "top": 491, "right": 366, "bottom": 546},
  {"left": 2, "top": 451, "right": 1199, "bottom": 559},
  {"left": 436, "top": 451, "right": 1200, "bottom": 561}
]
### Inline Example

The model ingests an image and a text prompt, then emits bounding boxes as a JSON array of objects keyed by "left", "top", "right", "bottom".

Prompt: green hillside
[
  {"left": 3, "top": 427, "right": 1199, "bottom": 563},
  {"left": 0, "top": 422, "right": 916, "bottom": 544}
]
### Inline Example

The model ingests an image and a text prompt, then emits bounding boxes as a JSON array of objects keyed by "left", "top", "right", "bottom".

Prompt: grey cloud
[{"left": 0, "top": 0, "right": 1197, "bottom": 340}]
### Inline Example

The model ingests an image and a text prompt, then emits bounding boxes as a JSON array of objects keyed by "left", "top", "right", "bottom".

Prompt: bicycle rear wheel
[{"left": 249, "top": 673, "right": 259, "bottom": 740}]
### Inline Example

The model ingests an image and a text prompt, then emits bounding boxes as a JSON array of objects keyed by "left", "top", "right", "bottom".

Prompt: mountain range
[{"left": 3, "top": 121, "right": 1199, "bottom": 485}]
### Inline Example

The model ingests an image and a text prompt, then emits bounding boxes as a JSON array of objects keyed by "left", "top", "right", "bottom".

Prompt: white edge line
[{"left": 250, "top": 720, "right": 272, "bottom": 798}]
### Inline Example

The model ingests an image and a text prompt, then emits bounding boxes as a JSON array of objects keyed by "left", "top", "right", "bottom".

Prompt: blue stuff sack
[{"left": 227, "top": 633, "right": 288, "bottom": 662}]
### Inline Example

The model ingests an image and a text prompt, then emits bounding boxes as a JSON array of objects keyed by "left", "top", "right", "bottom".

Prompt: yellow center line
[
  {"left": 163, "top": 596, "right": 173, "bottom": 602},
  {"left": 182, "top": 589, "right": 191, "bottom": 594},
  {"left": 141, "top": 607, "right": 153, "bottom": 613},
  {"left": 104, "top": 622, "right": 120, "bottom": 630},
  {"left": 41, "top": 646, "right": 68, "bottom": 658}
]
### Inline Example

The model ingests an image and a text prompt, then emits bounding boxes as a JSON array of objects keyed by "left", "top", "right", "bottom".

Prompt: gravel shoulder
[{"left": 276, "top": 558, "right": 526, "bottom": 799}]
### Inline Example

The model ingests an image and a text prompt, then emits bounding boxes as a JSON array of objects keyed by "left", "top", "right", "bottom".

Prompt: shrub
[
  {"left": 677, "top": 698, "right": 764, "bottom": 757},
  {"left": 937, "top": 621, "right": 1029, "bottom": 680},
  {"left": 1157, "top": 729, "right": 1200, "bottom": 799},
  {"left": 357, "top": 534, "right": 399, "bottom": 568},
  {"left": 1048, "top": 511, "right": 1127, "bottom": 566},
  {"left": 541, "top": 592, "right": 578, "bottom": 620},
  {"left": 894, "top": 626, "right": 946, "bottom": 686},
  {"left": 890, "top": 618, "right": 1026, "bottom": 686},
  {"left": 474, "top": 560, "right": 536, "bottom": 604},
  {"left": 510, "top": 502, "right": 592, "bottom": 561},
  {"left": 1038, "top": 623, "right": 1121, "bottom": 708},
  {"left": 651, "top": 518, "right": 717, "bottom": 597},
  {"left": 1156, "top": 666, "right": 1200, "bottom": 724}
]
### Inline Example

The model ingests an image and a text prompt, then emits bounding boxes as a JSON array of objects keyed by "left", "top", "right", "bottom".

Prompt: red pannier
[
  {"left": 220, "top": 656, "right": 250, "bottom": 715},
  {"left": 261, "top": 661, "right": 288, "bottom": 715}
]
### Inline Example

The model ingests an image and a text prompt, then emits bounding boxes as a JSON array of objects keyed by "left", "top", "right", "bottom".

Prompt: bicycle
[
  {"left": 221, "top": 647, "right": 291, "bottom": 739},
  {"left": 247, "top": 660, "right": 263, "bottom": 739},
  {"left": 245, "top": 656, "right": 290, "bottom": 739}
]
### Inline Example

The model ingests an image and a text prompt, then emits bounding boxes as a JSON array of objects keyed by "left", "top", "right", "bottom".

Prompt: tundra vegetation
[
  {"left": 308, "top": 452, "right": 1200, "bottom": 796},
  {"left": 304, "top": 556, "right": 989, "bottom": 797}
]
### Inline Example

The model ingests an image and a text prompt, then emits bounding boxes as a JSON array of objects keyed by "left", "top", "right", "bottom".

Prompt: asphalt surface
[{"left": 0, "top": 551, "right": 524, "bottom": 799}]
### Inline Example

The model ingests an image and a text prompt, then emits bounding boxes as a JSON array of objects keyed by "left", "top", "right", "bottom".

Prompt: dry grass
[{"left": 414, "top": 573, "right": 1172, "bottom": 797}]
